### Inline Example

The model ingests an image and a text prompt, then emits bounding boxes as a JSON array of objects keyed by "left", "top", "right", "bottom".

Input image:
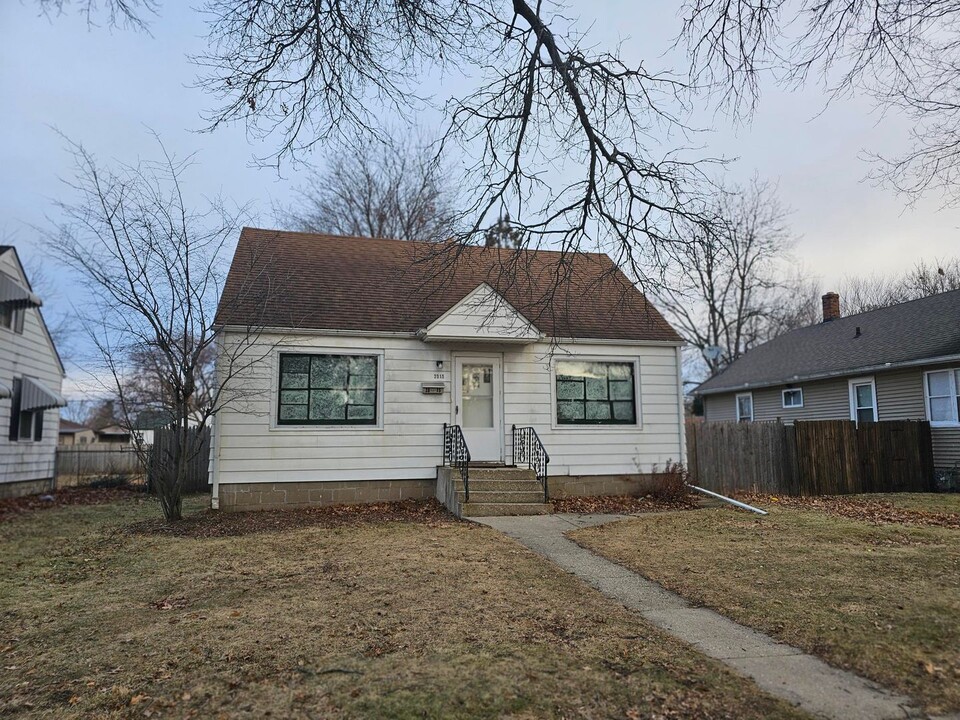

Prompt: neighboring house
[
  {"left": 0, "top": 245, "right": 67, "bottom": 497},
  {"left": 58, "top": 419, "right": 97, "bottom": 446},
  {"left": 696, "top": 290, "right": 960, "bottom": 478},
  {"left": 94, "top": 424, "right": 132, "bottom": 445},
  {"left": 211, "top": 228, "right": 687, "bottom": 514},
  {"left": 130, "top": 410, "right": 203, "bottom": 446}
]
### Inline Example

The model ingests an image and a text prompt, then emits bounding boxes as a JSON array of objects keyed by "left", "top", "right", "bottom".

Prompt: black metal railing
[
  {"left": 442, "top": 423, "right": 471, "bottom": 501},
  {"left": 512, "top": 425, "right": 550, "bottom": 502}
]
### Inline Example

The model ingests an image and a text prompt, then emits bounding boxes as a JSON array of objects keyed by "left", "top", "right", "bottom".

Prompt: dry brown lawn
[
  {"left": 0, "top": 495, "right": 808, "bottom": 719},
  {"left": 570, "top": 494, "right": 960, "bottom": 715}
]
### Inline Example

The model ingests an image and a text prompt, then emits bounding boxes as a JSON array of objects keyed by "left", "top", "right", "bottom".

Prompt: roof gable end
[{"left": 419, "top": 283, "right": 543, "bottom": 344}]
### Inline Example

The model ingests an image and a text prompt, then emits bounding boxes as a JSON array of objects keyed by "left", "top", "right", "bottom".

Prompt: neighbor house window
[
  {"left": 277, "top": 353, "right": 378, "bottom": 425},
  {"left": 925, "top": 369, "right": 960, "bottom": 426},
  {"left": 736, "top": 393, "right": 753, "bottom": 422},
  {"left": 7, "top": 379, "right": 43, "bottom": 442},
  {"left": 555, "top": 360, "right": 637, "bottom": 425},
  {"left": 849, "top": 378, "right": 877, "bottom": 423},
  {"left": 782, "top": 388, "right": 803, "bottom": 408},
  {"left": 0, "top": 305, "right": 24, "bottom": 333}
]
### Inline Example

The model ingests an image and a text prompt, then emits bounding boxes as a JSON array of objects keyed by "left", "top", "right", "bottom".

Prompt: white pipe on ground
[{"left": 686, "top": 484, "right": 769, "bottom": 515}]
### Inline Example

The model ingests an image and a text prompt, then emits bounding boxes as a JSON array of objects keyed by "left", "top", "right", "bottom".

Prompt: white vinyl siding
[
  {"left": 213, "top": 334, "right": 684, "bottom": 486},
  {"left": 0, "top": 251, "right": 64, "bottom": 486}
]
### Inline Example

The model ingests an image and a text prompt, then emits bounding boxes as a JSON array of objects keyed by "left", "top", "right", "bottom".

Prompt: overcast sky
[{"left": 2, "top": 1, "right": 958, "bottom": 396}]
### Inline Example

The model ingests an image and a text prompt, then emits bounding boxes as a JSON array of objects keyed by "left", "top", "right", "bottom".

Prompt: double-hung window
[
  {"left": 277, "top": 353, "right": 378, "bottom": 426},
  {"left": 0, "top": 305, "right": 24, "bottom": 333},
  {"left": 736, "top": 392, "right": 753, "bottom": 422},
  {"left": 782, "top": 388, "right": 803, "bottom": 408},
  {"left": 849, "top": 378, "right": 877, "bottom": 424},
  {"left": 555, "top": 360, "right": 637, "bottom": 425},
  {"left": 7, "top": 379, "right": 43, "bottom": 442},
  {"left": 925, "top": 369, "right": 960, "bottom": 426}
]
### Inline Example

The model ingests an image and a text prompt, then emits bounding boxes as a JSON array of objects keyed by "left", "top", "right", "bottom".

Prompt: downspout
[
  {"left": 675, "top": 345, "right": 686, "bottom": 464},
  {"left": 686, "top": 484, "right": 768, "bottom": 515}
]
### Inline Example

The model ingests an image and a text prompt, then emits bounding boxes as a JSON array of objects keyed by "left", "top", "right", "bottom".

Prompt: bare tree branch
[
  {"left": 276, "top": 130, "right": 460, "bottom": 242},
  {"left": 42, "top": 134, "right": 284, "bottom": 521}
]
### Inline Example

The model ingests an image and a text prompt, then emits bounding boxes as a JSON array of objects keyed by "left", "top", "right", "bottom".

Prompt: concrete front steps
[{"left": 436, "top": 466, "right": 552, "bottom": 518}]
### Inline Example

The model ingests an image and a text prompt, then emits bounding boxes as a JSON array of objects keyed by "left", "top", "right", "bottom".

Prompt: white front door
[{"left": 454, "top": 355, "right": 503, "bottom": 462}]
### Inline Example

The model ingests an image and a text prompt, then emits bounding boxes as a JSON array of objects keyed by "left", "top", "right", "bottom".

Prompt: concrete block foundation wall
[
  {"left": 549, "top": 473, "right": 668, "bottom": 498},
  {"left": 218, "top": 479, "right": 435, "bottom": 512},
  {"left": 219, "top": 472, "right": 669, "bottom": 511},
  {"left": 0, "top": 477, "right": 55, "bottom": 500}
]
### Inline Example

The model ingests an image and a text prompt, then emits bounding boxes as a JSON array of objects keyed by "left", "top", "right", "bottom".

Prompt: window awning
[
  {"left": 0, "top": 380, "right": 10, "bottom": 399},
  {"left": 20, "top": 377, "right": 66, "bottom": 411},
  {"left": 0, "top": 272, "right": 42, "bottom": 309}
]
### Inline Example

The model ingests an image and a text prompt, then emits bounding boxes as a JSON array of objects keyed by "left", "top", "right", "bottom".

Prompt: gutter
[
  {"left": 696, "top": 352, "right": 960, "bottom": 396},
  {"left": 217, "top": 324, "right": 685, "bottom": 346}
]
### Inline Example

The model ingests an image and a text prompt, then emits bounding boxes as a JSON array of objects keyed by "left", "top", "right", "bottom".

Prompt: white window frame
[
  {"left": 549, "top": 355, "right": 643, "bottom": 431},
  {"left": 781, "top": 388, "right": 804, "bottom": 409},
  {"left": 848, "top": 376, "right": 878, "bottom": 424},
  {"left": 923, "top": 368, "right": 960, "bottom": 428},
  {"left": 735, "top": 392, "right": 754, "bottom": 422},
  {"left": 269, "top": 347, "right": 386, "bottom": 432}
]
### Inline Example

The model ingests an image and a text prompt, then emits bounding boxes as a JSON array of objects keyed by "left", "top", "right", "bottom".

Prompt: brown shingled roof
[{"left": 215, "top": 228, "right": 681, "bottom": 343}]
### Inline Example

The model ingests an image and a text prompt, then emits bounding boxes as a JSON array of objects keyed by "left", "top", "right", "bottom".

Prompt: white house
[
  {"left": 1, "top": 245, "right": 66, "bottom": 496},
  {"left": 211, "top": 228, "right": 686, "bottom": 516}
]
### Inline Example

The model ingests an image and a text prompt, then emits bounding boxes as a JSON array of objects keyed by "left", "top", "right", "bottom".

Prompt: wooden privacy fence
[
  {"left": 147, "top": 427, "right": 211, "bottom": 494},
  {"left": 686, "top": 420, "right": 935, "bottom": 496},
  {"left": 55, "top": 446, "right": 145, "bottom": 486}
]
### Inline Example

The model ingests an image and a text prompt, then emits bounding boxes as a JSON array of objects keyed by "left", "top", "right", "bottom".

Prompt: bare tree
[
  {"left": 194, "top": 0, "right": 719, "bottom": 280},
  {"left": 44, "top": 136, "right": 279, "bottom": 521},
  {"left": 35, "top": 0, "right": 156, "bottom": 29},
  {"left": 655, "top": 178, "right": 795, "bottom": 375},
  {"left": 681, "top": 0, "right": 960, "bottom": 204},
  {"left": 278, "top": 133, "right": 459, "bottom": 242}
]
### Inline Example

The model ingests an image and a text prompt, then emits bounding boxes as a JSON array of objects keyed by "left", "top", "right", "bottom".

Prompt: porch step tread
[
  {"left": 468, "top": 467, "right": 537, "bottom": 481},
  {"left": 457, "top": 490, "right": 545, "bottom": 504},
  {"left": 461, "top": 502, "right": 553, "bottom": 517},
  {"left": 454, "top": 479, "right": 542, "bottom": 492}
]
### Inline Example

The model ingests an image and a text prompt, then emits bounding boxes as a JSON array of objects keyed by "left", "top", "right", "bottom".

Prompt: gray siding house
[
  {"left": 1, "top": 245, "right": 67, "bottom": 496},
  {"left": 696, "top": 291, "right": 960, "bottom": 478}
]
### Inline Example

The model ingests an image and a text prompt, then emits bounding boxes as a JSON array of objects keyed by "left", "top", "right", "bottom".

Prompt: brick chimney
[{"left": 822, "top": 292, "right": 841, "bottom": 322}]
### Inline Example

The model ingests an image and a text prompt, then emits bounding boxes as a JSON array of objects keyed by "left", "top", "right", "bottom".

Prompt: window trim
[
  {"left": 271, "top": 349, "right": 385, "bottom": 431},
  {"left": 848, "top": 376, "right": 878, "bottom": 424},
  {"left": 735, "top": 392, "right": 754, "bottom": 422},
  {"left": 549, "top": 356, "right": 642, "bottom": 431},
  {"left": 923, "top": 368, "right": 960, "bottom": 428},
  {"left": 781, "top": 388, "right": 804, "bottom": 409}
]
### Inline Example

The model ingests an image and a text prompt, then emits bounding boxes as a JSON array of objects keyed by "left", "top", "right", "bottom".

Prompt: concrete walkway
[{"left": 474, "top": 513, "right": 925, "bottom": 720}]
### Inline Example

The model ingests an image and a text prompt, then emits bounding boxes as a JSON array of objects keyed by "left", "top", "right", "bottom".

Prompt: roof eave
[{"left": 695, "top": 351, "right": 960, "bottom": 396}]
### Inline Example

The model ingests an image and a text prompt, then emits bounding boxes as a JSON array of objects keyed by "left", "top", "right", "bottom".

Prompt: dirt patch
[
  {"left": 0, "top": 486, "right": 146, "bottom": 523},
  {"left": 552, "top": 494, "right": 698, "bottom": 515},
  {"left": 127, "top": 498, "right": 458, "bottom": 537},
  {"left": 737, "top": 493, "right": 960, "bottom": 529}
]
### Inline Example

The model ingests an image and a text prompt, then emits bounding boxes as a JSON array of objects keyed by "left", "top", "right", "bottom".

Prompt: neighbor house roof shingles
[
  {"left": 696, "top": 288, "right": 960, "bottom": 395},
  {"left": 215, "top": 228, "right": 681, "bottom": 343}
]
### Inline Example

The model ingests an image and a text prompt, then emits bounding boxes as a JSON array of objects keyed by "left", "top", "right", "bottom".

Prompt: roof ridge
[{"left": 240, "top": 226, "right": 612, "bottom": 259}]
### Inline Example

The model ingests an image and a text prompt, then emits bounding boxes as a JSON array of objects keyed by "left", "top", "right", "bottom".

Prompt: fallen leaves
[
  {"left": 0, "top": 486, "right": 145, "bottom": 523},
  {"left": 736, "top": 494, "right": 960, "bottom": 529},
  {"left": 551, "top": 494, "right": 698, "bottom": 515},
  {"left": 127, "top": 498, "right": 458, "bottom": 538}
]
